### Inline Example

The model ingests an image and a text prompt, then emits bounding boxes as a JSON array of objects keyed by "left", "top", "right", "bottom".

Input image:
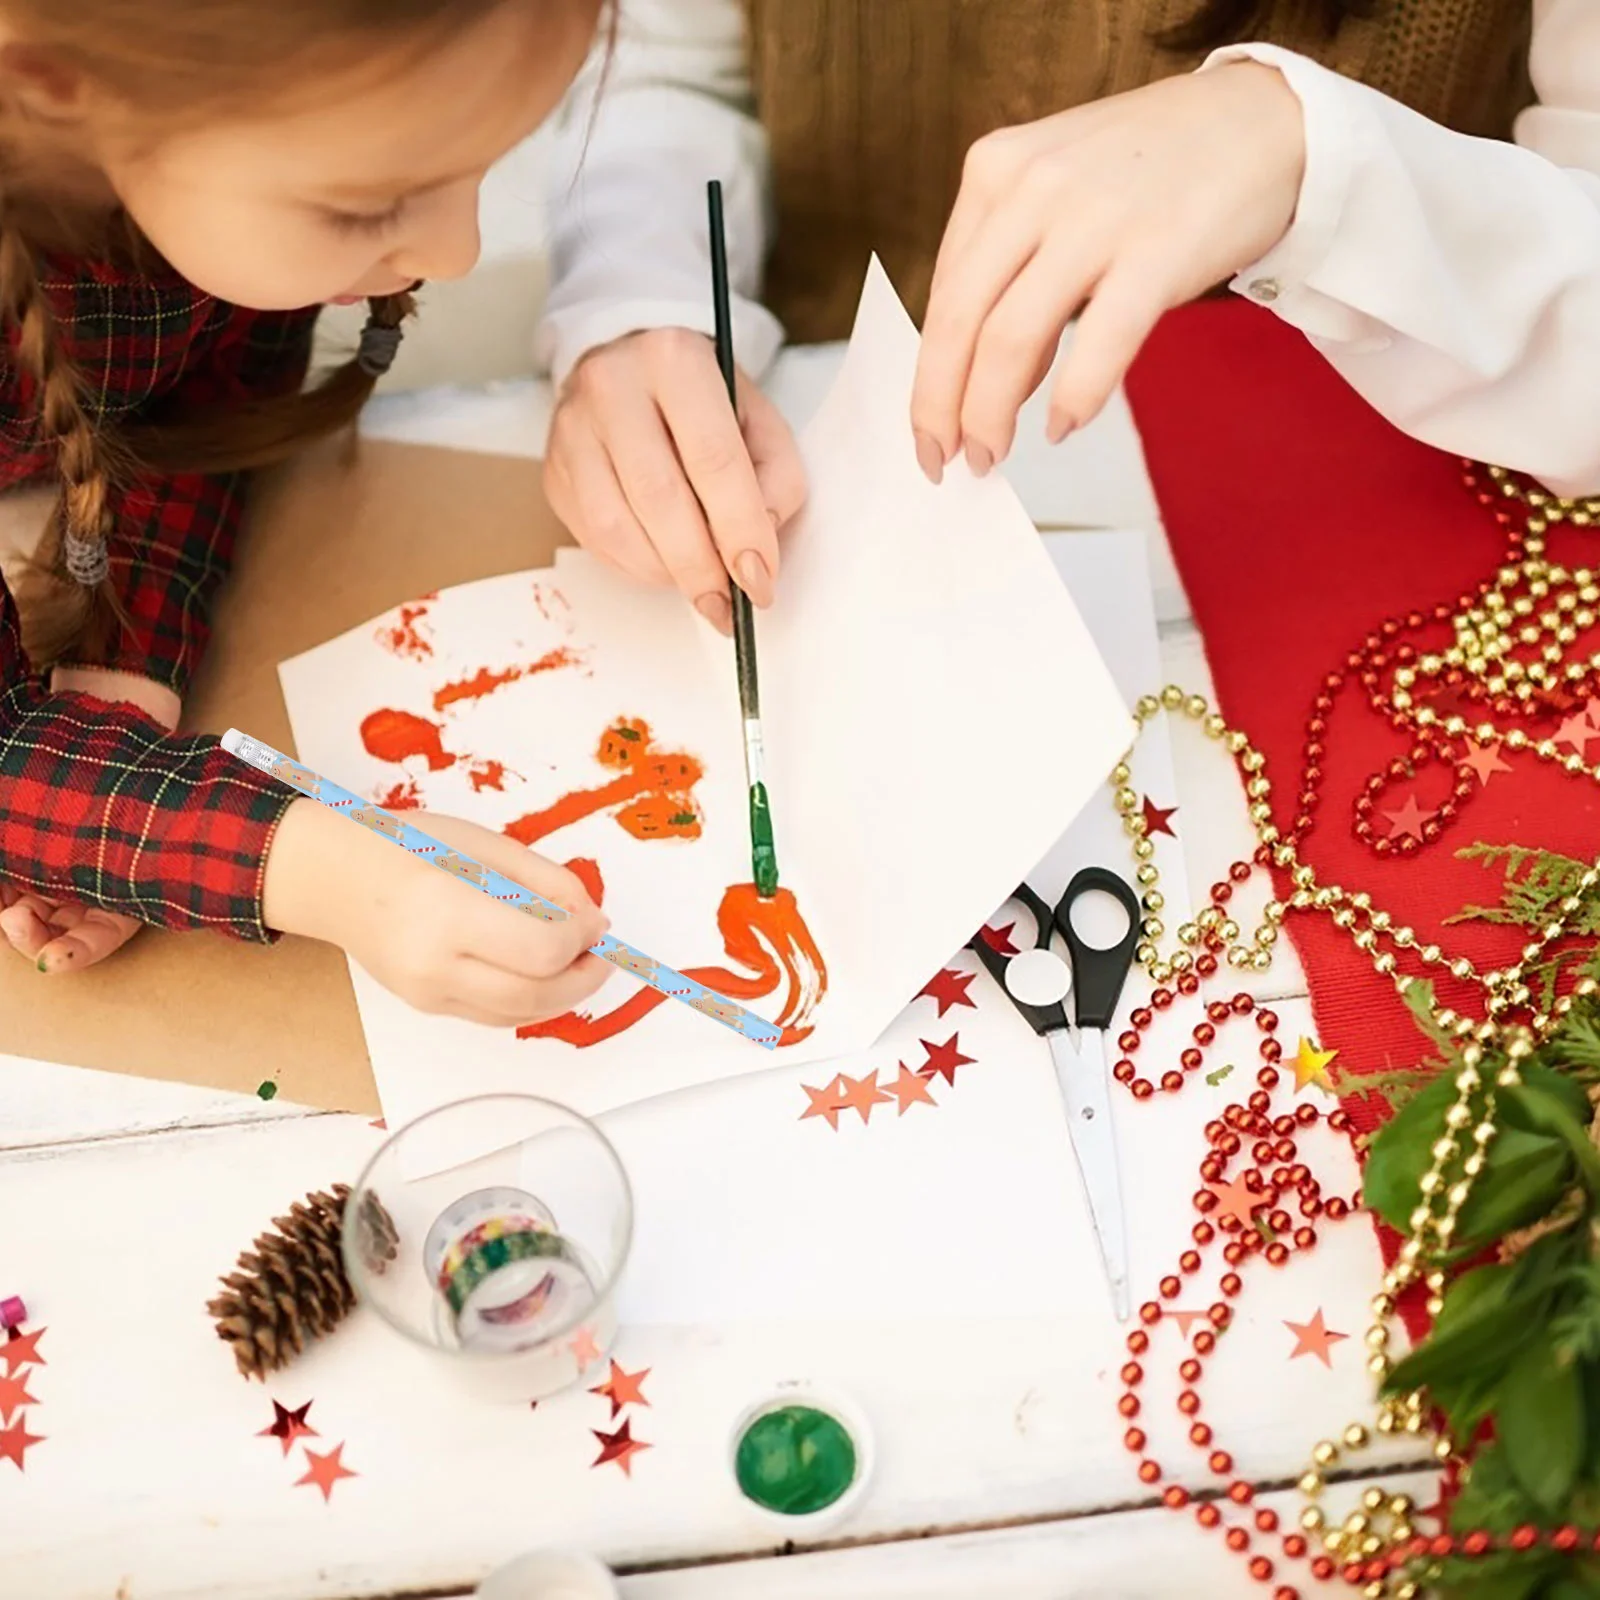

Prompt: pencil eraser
[
  {"left": 0, "top": 1295, "right": 26, "bottom": 1329},
  {"left": 220, "top": 729, "right": 244, "bottom": 756}
]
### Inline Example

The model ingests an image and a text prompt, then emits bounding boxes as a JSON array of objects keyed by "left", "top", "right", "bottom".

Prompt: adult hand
[
  {"left": 544, "top": 328, "right": 808, "bottom": 633},
  {"left": 911, "top": 62, "right": 1306, "bottom": 480}
]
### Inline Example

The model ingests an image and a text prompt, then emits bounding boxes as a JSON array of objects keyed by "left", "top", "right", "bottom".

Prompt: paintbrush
[{"left": 706, "top": 178, "right": 779, "bottom": 900}]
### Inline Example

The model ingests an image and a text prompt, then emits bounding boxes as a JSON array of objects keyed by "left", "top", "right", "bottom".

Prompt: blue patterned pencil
[{"left": 222, "top": 730, "right": 780, "bottom": 1049}]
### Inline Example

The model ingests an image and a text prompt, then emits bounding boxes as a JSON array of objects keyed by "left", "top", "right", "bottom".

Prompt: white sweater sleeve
[
  {"left": 1207, "top": 1, "right": 1600, "bottom": 496},
  {"left": 536, "top": 0, "right": 784, "bottom": 386}
]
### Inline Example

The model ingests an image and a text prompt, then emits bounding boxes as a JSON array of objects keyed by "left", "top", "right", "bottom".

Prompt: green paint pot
[{"left": 730, "top": 1389, "right": 871, "bottom": 1532}]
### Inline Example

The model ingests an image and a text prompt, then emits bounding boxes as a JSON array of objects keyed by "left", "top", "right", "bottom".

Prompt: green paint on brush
[{"left": 749, "top": 782, "right": 778, "bottom": 898}]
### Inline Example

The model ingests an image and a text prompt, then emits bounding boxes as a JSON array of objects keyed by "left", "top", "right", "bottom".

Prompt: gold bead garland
[{"left": 1114, "top": 681, "right": 1599, "bottom": 1591}]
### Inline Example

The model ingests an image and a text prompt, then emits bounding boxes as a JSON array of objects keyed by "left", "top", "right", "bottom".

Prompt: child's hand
[
  {"left": 543, "top": 329, "right": 807, "bottom": 633},
  {"left": 3, "top": 669, "right": 185, "bottom": 974},
  {"left": 0, "top": 884, "right": 142, "bottom": 973},
  {"left": 911, "top": 62, "right": 1306, "bottom": 478},
  {"left": 262, "top": 802, "right": 612, "bottom": 1026}
]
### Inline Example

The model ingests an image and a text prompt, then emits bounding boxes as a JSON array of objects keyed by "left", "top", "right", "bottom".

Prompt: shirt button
[{"left": 1247, "top": 277, "right": 1281, "bottom": 303}]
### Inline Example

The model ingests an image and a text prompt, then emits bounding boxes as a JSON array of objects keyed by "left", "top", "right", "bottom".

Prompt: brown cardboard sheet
[{"left": 2, "top": 439, "right": 569, "bottom": 1113}]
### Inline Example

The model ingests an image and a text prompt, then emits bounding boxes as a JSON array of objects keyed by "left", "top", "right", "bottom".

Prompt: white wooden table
[{"left": 0, "top": 350, "right": 1436, "bottom": 1599}]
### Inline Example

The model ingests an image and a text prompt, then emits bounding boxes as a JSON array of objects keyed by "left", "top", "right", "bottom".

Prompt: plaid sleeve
[
  {"left": 75, "top": 307, "right": 320, "bottom": 697},
  {"left": 0, "top": 573, "right": 297, "bottom": 940}
]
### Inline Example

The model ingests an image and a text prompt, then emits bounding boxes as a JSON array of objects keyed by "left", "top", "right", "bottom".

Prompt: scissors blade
[{"left": 1047, "top": 1027, "right": 1132, "bottom": 1323}]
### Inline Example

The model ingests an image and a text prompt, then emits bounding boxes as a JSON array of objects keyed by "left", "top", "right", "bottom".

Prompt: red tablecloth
[{"left": 1124, "top": 300, "right": 1600, "bottom": 1134}]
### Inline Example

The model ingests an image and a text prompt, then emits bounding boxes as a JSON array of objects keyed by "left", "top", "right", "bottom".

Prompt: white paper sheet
[{"left": 282, "top": 260, "right": 1132, "bottom": 1128}]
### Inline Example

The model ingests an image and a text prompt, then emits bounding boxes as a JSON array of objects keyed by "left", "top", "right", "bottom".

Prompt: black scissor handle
[
  {"left": 967, "top": 881, "right": 1069, "bottom": 1037},
  {"left": 1055, "top": 866, "right": 1143, "bottom": 1030}
]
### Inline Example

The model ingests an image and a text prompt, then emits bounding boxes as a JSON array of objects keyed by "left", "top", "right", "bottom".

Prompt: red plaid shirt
[{"left": 0, "top": 254, "right": 321, "bottom": 941}]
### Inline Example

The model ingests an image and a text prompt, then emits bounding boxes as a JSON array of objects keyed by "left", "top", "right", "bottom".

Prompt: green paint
[
  {"left": 735, "top": 1404, "right": 856, "bottom": 1516},
  {"left": 256, "top": 1080, "right": 279, "bottom": 1101},
  {"left": 749, "top": 783, "right": 779, "bottom": 899},
  {"left": 669, "top": 812, "right": 697, "bottom": 828},
  {"left": 1205, "top": 1064, "right": 1235, "bottom": 1088},
  {"left": 618, "top": 726, "right": 642, "bottom": 741}
]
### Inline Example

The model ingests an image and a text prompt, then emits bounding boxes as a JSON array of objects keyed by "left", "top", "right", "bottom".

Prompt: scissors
[{"left": 969, "top": 866, "right": 1142, "bottom": 1323}]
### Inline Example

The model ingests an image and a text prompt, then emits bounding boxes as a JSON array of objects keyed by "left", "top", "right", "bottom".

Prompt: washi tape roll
[{"left": 443, "top": 1230, "right": 579, "bottom": 1318}]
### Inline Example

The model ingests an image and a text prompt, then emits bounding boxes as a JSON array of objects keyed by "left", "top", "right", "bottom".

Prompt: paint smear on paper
[
  {"left": 375, "top": 601, "right": 434, "bottom": 661},
  {"left": 361, "top": 709, "right": 456, "bottom": 771},
  {"left": 532, "top": 583, "right": 569, "bottom": 623},
  {"left": 376, "top": 779, "right": 422, "bottom": 811},
  {"left": 432, "top": 647, "right": 582, "bottom": 714},
  {"left": 468, "top": 760, "right": 515, "bottom": 794},
  {"left": 519, "top": 884, "right": 827, "bottom": 1048},
  {"left": 505, "top": 718, "right": 703, "bottom": 844}
]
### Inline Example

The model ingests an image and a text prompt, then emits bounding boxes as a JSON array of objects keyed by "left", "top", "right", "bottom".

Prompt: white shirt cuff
[
  {"left": 1200, "top": 44, "right": 1384, "bottom": 348},
  {"left": 536, "top": 293, "right": 786, "bottom": 389}
]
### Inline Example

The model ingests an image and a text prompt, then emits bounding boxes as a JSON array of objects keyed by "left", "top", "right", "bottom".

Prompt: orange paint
[
  {"left": 468, "top": 759, "right": 514, "bottom": 793},
  {"left": 376, "top": 602, "right": 433, "bottom": 661},
  {"left": 432, "top": 647, "right": 581, "bottom": 713},
  {"left": 505, "top": 719, "right": 703, "bottom": 845},
  {"left": 361, "top": 708, "right": 455, "bottom": 771},
  {"left": 376, "top": 779, "right": 422, "bottom": 811},
  {"left": 518, "top": 884, "right": 827, "bottom": 1049},
  {"left": 566, "top": 857, "right": 605, "bottom": 906}
]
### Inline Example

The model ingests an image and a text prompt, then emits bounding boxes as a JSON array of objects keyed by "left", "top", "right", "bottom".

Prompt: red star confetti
[
  {"left": 569, "top": 1326, "right": 604, "bottom": 1369},
  {"left": 888, "top": 1063, "right": 938, "bottom": 1115},
  {"left": 591, "top": 1361, "right": 651, "bottom": 1419},
  {"left": 1140, "top": 797, "right": 1178, "bottom": 838},
  {"left": 257, "top": 1400, "right": 318, "bottom": 1457},
  {"left": 1285, "top": 1309, "right": 1348, "bottom": 1368},
  {"left": 1381, "top": 793, "right": 1436, "bottom": 843},
  {"left": 0, "top": 1371, "right": 38, "bottom": 1425},
  {"left": 918, "top": 967, "right": 977, "bottom": 1017},
  {"left": 1, "top": 1327, "right": 45, "bottom": 1377},
  {"left": 799, "top": 1076, "right": 847, "bottom": 1130},
  {"left": 918, "top": 1033, "right": 976, "bottom": 1087},
  {"left": 0, "top": 1414, "right": 43, "bottom": 1471},
  {"left": 369, "top": 1117, "right": 387, "bottom": 1131},
  {"left": 1207, "top": 1172, "right": 1264, "bottom": 1227},
  {"left": 978, "top": 922, "right": 1020, "bottom": 957},
  {"left": 1293, "top": 1037, "right": 1338, "bottom": 1095},
  {"left": 835, "top": 1070, "right": 892, "bottom": 1126},
  {"left": 591, "top": 1418, "right": 652, "bottom": 1477},
  {"left": 1555, "top": 710, "right": 1599, "bottom": 757},
  {"left": 1459, "top": 739, "right": 1511, "bottom": 787},
  {"left": 1169, "top": 1310, "right": 1210, "bottom": 1342},
  {"left": 295, "top": 1442, "right": 357, "bottom": 1502}
]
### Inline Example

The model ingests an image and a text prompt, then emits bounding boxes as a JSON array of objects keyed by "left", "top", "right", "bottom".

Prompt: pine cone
[{"left": 207, "top": 1182, "right": 391, "bottom": 1381}]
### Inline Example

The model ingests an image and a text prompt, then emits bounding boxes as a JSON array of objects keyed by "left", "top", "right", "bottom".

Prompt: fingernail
[
  {"left": 735, "top": 550, "right": 771, "bottom": 604},
  {"left": 1046, "top": 411, "right": 1076, "bottom": 445},
  {"left": 767, "top": 507, "right": 782, "bottom": 527},
  {"left": 913, "top": 430, "right": 944, "bottom": 485},
  {"left": 964, "top": 439, "right": 993, "bottom": 477},
  {"left": 695, "top": 592, "right": 733, "bottom": 634}
]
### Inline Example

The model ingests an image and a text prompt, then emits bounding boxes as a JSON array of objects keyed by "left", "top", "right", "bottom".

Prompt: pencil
[
  {"left": 222, "top": 730, "right": 780, "bottom": 1049},
  {"left": 706, "top": 179, "right": 780, "bottom": 901}
]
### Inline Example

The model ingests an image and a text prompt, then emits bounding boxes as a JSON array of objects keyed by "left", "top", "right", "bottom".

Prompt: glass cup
[{"left": 345, "top": 1094, "right": 632, "bottom": 1403}]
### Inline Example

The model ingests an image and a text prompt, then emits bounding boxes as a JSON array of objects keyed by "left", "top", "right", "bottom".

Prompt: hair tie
[
  {"left": 357, "top": 319, "right": 405, "bottom": 378},
  {"left": 63, "top": 531, "right": 109, "bottom": 588}
]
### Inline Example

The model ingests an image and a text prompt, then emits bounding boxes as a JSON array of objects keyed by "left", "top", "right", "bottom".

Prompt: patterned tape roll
[{"left": 442, "top": 1229, "right": 583, "bottom": 1319}]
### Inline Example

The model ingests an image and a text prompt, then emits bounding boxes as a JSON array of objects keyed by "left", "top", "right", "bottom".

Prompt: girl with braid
[{"left": 0, "top": 0, "right": 616, "bottom": 1029}]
